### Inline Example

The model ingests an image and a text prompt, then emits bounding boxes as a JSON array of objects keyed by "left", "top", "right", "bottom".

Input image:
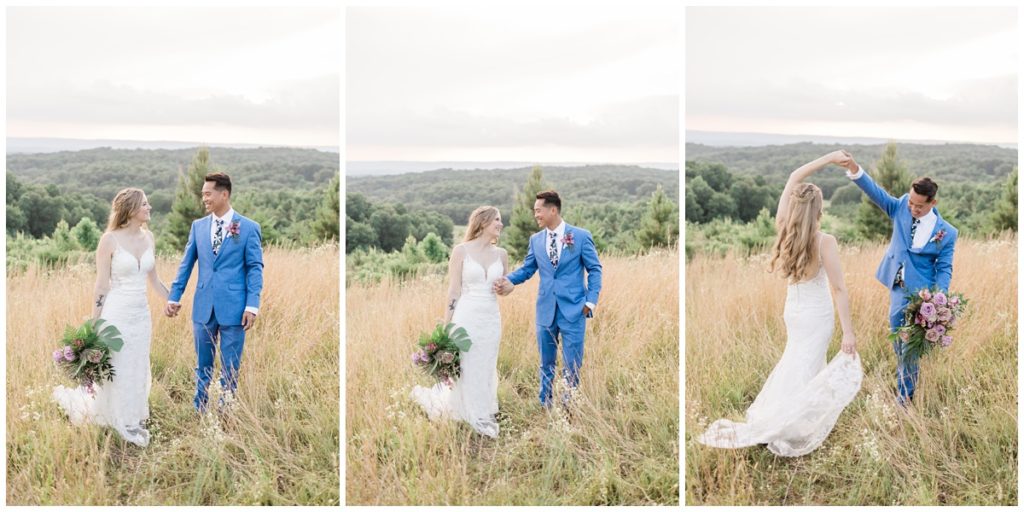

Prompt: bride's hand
[
  {"left": 826, "top": 150, "right": 852, "bottom": 167},
  {"left": 841, "top": 333, "right": 857, "bottom": 354}
]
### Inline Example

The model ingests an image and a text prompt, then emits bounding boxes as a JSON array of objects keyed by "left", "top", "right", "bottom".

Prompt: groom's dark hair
[
  {"left": 205, "top": 173, "right": 232, "bottom": 196},
  {"left": 911, "top": 177, "right": 938, "bottom": 202},
  {"left": 536, "top": 190, "right": 561, "bottom": 212}
]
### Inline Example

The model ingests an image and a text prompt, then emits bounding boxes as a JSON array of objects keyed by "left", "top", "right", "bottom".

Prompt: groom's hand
[
  {"left": 493, "top": 277, "right": 513, "bottom": 295},
  {"left": 242, "top": 311, "right": 257, "bottom": 331},
  {"left": 163, "top": 303, "right": 180, "bottom": 317}
]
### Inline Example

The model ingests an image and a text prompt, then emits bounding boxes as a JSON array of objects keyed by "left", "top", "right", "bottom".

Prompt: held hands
[
  {"left": 163, "top": 302, "right": 181, "bottom": 318},
  {"left": 492, "top": 277, "right": 514, "bottom": 296},
  {"left": 826, "top": 150, "right": 854, "bottom": 169},
  {"left": 841, "top": 333, "right": 857, "bottom": 355}
]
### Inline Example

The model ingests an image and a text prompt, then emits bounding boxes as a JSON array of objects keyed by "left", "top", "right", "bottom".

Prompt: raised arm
[
  {"left": 841, "top": 152, "right": 901, "bottom": 218},
  {"left": 92, "top": 233, "right": 116, "bottom": 319},
  {"left": 144, "top": 231, "right": 170, "bottom": 301},
  {"left": 820, "top": 234, "right": 857, "bottom": 354},
  {"left": 444, "top": 244, "right": 465, "bottom": 324},
  {"left": 777, "top": 151, "right": 851, "bottom": 224}
]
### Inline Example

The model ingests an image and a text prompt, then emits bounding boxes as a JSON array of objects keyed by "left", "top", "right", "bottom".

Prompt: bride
[
  {"left": 697, "top": 151, "right": 863, "bottom": 457},
  {"left": 411, "top": 206, "right": 508, "bottom": 438},
  {"left": 52, "top": 188, "right": 169, "bottom": 447}
]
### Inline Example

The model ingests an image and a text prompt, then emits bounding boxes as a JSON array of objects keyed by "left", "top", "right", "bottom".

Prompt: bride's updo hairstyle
[
  {"left": 768, "top": 183, "right": 823, "bottom": 282},
  {"left": 106, "top": 188, "right": 147, "bottom": 232},
  {"left": 463, "top": 206, "right": 500, "bottom": 243}
]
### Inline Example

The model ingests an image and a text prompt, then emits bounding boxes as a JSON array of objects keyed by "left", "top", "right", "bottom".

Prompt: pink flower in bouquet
[
  {"left": 72, "top": 338, "right": 84, "bottom": 349},
  {"left": 937, "top": 308, "right": 952, "bottom": 322},
  {"left": 426, "top": 343, "right": 438, "bottom": 352},
  {"left": 950, "top": 316, "right": 958, "bottom": 327},
  {"left": 940, "top": 335, "right": 953, "bottom": 347},
  {"left": 85, "top": 349, "right": 103, "bottom": 364},
  {"left": 950, "top": 296, "right": 960, "bottom": 306},
  {"left": 919, "top": 289, "right": 932, "bottom": 301},
  {"left": 925, "top": 328, "right": 941, "bottom": 342},
  {"left": 52, "top": 349, "right": 64, "bottom": 363},
  {"left": 439, "top": 351, "right": 456, "bottom": 364},
  {"left": 920, "top": 302, "right": 936, "bottom": 319},
  {"left": 62, "top": 346, "right": 76, "bottom": 362},
  {"left": 934, "top": 324, "right": 946, "bottom": 337},
  {"left": 899, "top": 330, "right": 910, "bottom": 341},
  {"left": 933, "top": 292, "right": 947, "bottom": 306}
]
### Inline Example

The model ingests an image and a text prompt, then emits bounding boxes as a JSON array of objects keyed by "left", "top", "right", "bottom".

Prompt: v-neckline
[
  {"left": 464, "top": 254, "right": 501, "bottom": 281},
  {"left": 115, "top": 241, "right": 151, "bottom": 271}
]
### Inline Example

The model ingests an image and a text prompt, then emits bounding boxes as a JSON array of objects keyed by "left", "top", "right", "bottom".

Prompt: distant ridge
[
  {"left": 686, "top": 130, "right": 1017, "bottom": 149},
  {"left": 346, "top": 160, "right": 678, "bottom": 176},
  {"left": 6, "top": 137, "right": 338, "bottom": 154}
]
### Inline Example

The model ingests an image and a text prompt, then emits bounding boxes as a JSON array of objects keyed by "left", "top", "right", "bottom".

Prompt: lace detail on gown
[
  {"left": 52, "top": 244, "right": 154, "bottom": 447},
  {"left": 411, "top": 256, "right": 502, "bottom": 438},
  {"left": 698, "top": 245, "right": 863, "bottom": 457}
]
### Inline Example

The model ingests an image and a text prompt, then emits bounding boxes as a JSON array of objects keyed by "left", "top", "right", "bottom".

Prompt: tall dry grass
[
  {"left": 6, "top": 245, "right": 340, "bottom": 505},
  {"left": 685, "top": 236, "right": 1017, "bottom": 505},
  {"left": 346, "top": 250, "right": 679, "bottom": 505}
]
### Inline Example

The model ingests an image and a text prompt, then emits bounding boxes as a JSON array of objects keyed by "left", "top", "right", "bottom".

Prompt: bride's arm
[
  {"left": 145, "top": 231, "right": 170, "bottom": 301},
  {"left": 444, "top": 244, "right": 465, "bottom": 324},
  {"left": 776, "top": 151, "right": 851, "bottom": 225},
  {"left": 92, "top": 233, "right": 115, "bottom": 319},
  {"left": 498, "top": 248, "right": 512, "bottom": 296},
  {"left": 820, "top": 234, "right": 857, "bottom": 354}
]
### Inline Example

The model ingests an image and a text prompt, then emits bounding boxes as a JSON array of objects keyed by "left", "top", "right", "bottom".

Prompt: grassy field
[
  {"left": 6, "top": 245, "right": 340, "bottom": 505},
  {"left": 685, "top": 236, "right": 1017, "bottom": 505},
  {"left": 346, "top": 250, "right": 680, "bottom": 505}
]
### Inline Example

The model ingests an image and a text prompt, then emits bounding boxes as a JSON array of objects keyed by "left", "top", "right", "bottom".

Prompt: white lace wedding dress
[
  {"left": 698, "top": 257, "right": 863, "bottom": 457},
  {"left": 411, "top": 256, "right": 502, "bottom": 438},
  {"left": 53, "top": 243, "right": 154, "bottom": 447}
]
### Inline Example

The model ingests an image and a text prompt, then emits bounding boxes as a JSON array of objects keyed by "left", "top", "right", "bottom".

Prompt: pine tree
[
  {"left": 636, "top": 185, "right": 678, "bottom": 250},
  {"left": 857, "top": 143, "right": 912, "bottom": 240},
  {"left": 312, "top": 173, "right": 340, "bottom": 242},
  {"left": 991, "top": 166, "right": 1017, "bottom": 232},
  {"left": 70, "top": 217, "right": 102, "bottom": 252},
  {"left": 504, "top": 165, "right": 548, "bottom": 261},
  {"left": 418, "top": 232, "right": 449, "bottom": 264},
  {"left": 166, "top": 148, "right": 212, "bottom": 250}
]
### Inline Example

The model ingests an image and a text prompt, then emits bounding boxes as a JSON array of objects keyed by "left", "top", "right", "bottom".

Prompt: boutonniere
[
  {"left": 930, "top": 229, "right": 946, "bottom": 244},
  {"left": 561, "top": 232, "right": 575, "bottom": 251},
  {"left": 228, "top": 220, "right": 242, "bottom": 241}
]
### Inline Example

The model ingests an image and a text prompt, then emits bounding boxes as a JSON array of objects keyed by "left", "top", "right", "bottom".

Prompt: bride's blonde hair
[
  {"left": 106, "top": 188, "right": 148, "bottom": 232},
  {"left": 463, "top": 206, "right": 500, "bottom": 243},
  {"left": 768, "top": 183, "right": 823, "bottom": 282}
]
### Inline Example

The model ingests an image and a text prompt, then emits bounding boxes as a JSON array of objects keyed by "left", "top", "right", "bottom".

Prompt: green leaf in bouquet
[
  {"left": 444, "top": 322, "right": 473, "bottom": 352},
  {"left": 93, "top": 319, "right": 124, "bottom": 352}
]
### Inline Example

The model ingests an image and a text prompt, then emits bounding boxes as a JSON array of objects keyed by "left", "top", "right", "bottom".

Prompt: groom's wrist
[
  {"left": 846, "top": 165, "right": 865, "bottom": 180},
  {"left": 245, "top": 306, "right": 259, "bottom": 315}
]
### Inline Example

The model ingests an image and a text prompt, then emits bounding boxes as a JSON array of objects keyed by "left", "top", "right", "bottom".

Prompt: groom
[
  {"left": 842, "top": 152, "right": 957, "bottom": 405},
  {"left": 165, "top": 172, "right": 265, "bottom": 412},
  {"left": 494, "top": 191, "right": 602, "bottom": 408}
]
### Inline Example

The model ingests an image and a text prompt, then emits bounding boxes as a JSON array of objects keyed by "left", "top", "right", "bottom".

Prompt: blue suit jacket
[
  {"left": 169, "top": 213, "right": 265, "bottom": 325},
  {"left": 853, "top": 171, "right": 957, "bottom": 292},
  {"left": 506, "top": 223, "right": 602, "bottom": 327}
]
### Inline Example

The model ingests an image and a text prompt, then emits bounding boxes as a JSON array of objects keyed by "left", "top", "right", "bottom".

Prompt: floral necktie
[
  {"left": 895, "top": 218, "right": 921, "bottom": 287},
  {"left": 548, "top": 231, "right": 558, "bottom": 267},
  {"left": 213, "top": 219, "right": 225, "bottom": 255}
]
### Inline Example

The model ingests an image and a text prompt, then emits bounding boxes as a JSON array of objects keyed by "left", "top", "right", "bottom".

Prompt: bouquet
[
  {"left": 411, "top": 322, "right": 473, "bottom": 387},
  {"left": 52, "top": 319, "right": 125, "bottom": 394},
  {"left": 888, "top": 287, "right": 968, "bottom": 360}
]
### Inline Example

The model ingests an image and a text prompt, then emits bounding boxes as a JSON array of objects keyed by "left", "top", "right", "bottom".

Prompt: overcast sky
[
  {"left": 7, "top": 7, "right": 340, "bottom": 148},
  {"left": 687, "top": 7, "right": 1017, "bottom": 144},
  {"left": 346, "top": 7, "right": 680, "bottom": 162}
]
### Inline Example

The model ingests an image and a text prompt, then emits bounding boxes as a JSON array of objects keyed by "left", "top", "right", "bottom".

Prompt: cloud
[{"left": 348, "top": 94, "right": 678, "bottom": 149}]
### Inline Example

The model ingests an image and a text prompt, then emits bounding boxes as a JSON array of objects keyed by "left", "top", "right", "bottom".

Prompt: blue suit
[
  {"left": 170, "top": 213, "right": 264, "bottom": 410},
  {"left": 853, "top": 170, "right": 957, "bottom": 403},
  {"left": 506, "top": 223, "right": 602, "bottom": 406}
]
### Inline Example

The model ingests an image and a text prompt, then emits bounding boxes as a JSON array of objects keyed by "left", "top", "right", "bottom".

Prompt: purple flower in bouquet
[
  {"left": 925, "top": 328, "right": 941, "bottom": 342},
  {"left": 411, "top": 351, "right": 421, "bottom": 364},
  {"left": 439, "top": 351, "right": 456, "bottom": 364},
  {"left": 919, "top": 289, "right": 932, "bottom": 301},
  {"left": 933, "top": 292, "right": 947, "bottom": 306},
  {"left": 940, "top": 335, "right": 953, "bottom": 347},
  {"left": 920, "top": 302, "right": 937, "bottom": 319},
  {"left": 950, "top": 296, "right": 960, "bottom": 306},
  {"left": 937, "top": 307, "right": 952, "bottom": 322},
  {"left": 899, "top": 330, "right": 910, "bottom": 341},
  {"left": 52, "top": 349, "right": 64, "bottom": 363},
  {"left": 62, "top": 346, "right": 76, "bottom": 362},
  {"left": 934, "top": 324, "right": 946, "bottom": 336}
]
